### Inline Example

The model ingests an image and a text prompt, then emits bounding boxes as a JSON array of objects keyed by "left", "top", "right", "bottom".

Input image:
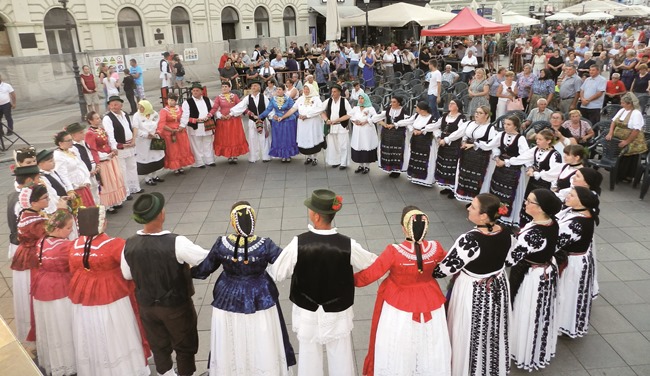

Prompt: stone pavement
[{"left": 1, "top": 98, "right": 650, "bottom": 376}]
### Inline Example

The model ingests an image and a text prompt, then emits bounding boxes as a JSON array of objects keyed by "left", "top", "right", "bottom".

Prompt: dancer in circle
[
  {"left": 508, "top": 189, "right": 563, "bottom": 371},
  {"left": 396, "top": 101, "right": 441, "bottom": 187},
  {"left": 282, "top": 84, "right": 325, "bottom": 166},
  {"left": 372, "top": 95, "right": 410, "bottom": 178},
  {"left": 349, "top": 93, "right": 379, "bottom": 174},
  {"left": 209, "top": 82, "right": 249, "bottom": 164},
  {"left": 434, "top": 193, "right": 515, "bottom": 376},
  {"left": 53, "top": 130, "right": 95, "bottom": 207},
  {"left": 355, "top": 206, "right": 451, "bottom": 375},
  {"left": 436, "top": 99, "right": 467, "bottom": 198},
  {"left": 191, "top": 201, "right": 296, "bottom": 375},
  {"left": 229, "top": 80, "right": 271, "bottom": 163},
  {"left": 157, "top": 92, "right": 195, "bottom": 175},
  {"left": 261, "top": 84, "right": 299, "bottom": 163},
  {"left": 133, "top": 100, "right": 165, "bottom": 186}
]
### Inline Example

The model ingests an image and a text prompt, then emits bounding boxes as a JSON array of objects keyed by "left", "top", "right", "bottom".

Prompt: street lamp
[
  {"left": 364, "top": 0, "right": 370, "bottom": 47},
  {"left": 59, "top": 0, "right": 87, "bottom": 120},
  {"left": 541, "top": 0, "right": 549, "bottom": 32}
]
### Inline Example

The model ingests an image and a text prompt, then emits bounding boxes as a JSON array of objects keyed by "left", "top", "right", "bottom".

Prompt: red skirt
[
  {"left": 213, "top": 117, "right": 249, "bottom": 157},
  {"left": 75, "top": 186, "right": 95, "bottom": 207},
  {"left": 160, "top": 130, "right": 195, "bottom": 170}
]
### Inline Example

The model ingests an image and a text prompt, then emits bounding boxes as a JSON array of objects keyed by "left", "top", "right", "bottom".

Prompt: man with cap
[
  {"left": 181, "top": 82, "right": 216, "bottom": 168},
  {"left": 37, "top": 148, "right": 75, "bottom": 214},
  {"left": 66, "top": 122, "right": 100, "bottom": 204},
  {"left": 268, "top": 189, "right": 377, "bottom": 376},
  {"left": 321, "top": 84, "right": 353, "bottom": 169},
  {"left": 121, "top": 192, "right": 209, "bottom": 376},
  {"left": 230, "top": 79, "right": 271, "bottom": 163},
  {"left": 102, "top": 95, "right": 143, "bottom": 198},
  {"left": 160, "top": 51, "right": 172, "bottom": 88}
]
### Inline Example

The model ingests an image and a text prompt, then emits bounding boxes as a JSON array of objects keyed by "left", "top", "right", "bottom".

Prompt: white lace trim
[
  {"left": 220, "top": 236, "right": 266, "bottom": 252},
  {"left": 393, "top": 242, "right": 438, "bottom": 261}
]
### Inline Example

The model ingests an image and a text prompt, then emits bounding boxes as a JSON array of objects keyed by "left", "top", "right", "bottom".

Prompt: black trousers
[
  {"left": 138, "top": 300, "right": 199, "bottom": 376},
  {"left": 125, "top": 90, "right": 137, "bottom": 115},
  {"left": 580, "top": 107, "right": 601, "bottom": 127}
]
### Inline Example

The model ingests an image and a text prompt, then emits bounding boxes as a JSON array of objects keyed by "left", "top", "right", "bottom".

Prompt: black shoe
[
  {"left": 312, "top": 159, "right": 318, "bottom": 166},
  {"left": 305, "top": 158, "right": 313, "bottom": 165},
  {"left": 6, "top": 130, "right": 13, "bottom": 136},
  {"left": 233, "top": 158, "right": 238, "bottom": 164},
  {"left": 107, "top": 207, "right": 118, "bottom": 214},
  {"left": 134, "top": 189, "right": 145, "bottom": 194},
  {"left": 362, "top": 167, "right": 370, "bottom": 174},
  {"left": 126, "top": 195, "right": 133, "bottom": 201},
  {"left": 197, "top": 165, "right": 206, "bottom": 169},
  {"left": 113, "top": 204, "right": 124, "bottom": 209},
  {"left": 448, "top": 192, "right": 456, "bottom": 199},
  {"left": 153, "top": 176, "right": 164, "bottom": 182},
  {"left": 389, "top": 172, "right": 400, "bottom": 178},
  {"left": 339, "top": 166, "right": 347, "bottom": 170},
  {"left": 145, "top": 179, "right": 157, "bottom": 186},
  {"left": 179, "top": 168, "right": 185, "bottom": 174},
  {"left": 287, "top": 158, "right": 292, "bottom": 163},
  {"left": 208, "top": 163, "right": 216, "bottom": 167},
  {"left": 331, "top": 164, "right": 340, "bottom": 168},
  {"left": 440, "top": 188, "right": 452, "bottom": 194},
  {"left": 262, "top": 159, "right": 270, "bottom": 163},
  {"left": 355, "top": 166, "right": 364, "bottom": 173}
]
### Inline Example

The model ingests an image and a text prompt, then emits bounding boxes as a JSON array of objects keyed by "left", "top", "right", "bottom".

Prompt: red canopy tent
[{"left": 421, "top": 7, "right": 511, "bottom": 36}]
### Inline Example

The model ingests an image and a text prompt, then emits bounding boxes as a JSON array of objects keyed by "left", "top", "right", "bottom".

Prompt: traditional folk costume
[
  {"left": 260, "top": 95, "right": 299, "bottom": 160},
  {"left": 38, "top": 149, "right": 74, "bottom": 215},
  {"left": 210, "top": 91, "right": 249, "bottom": 161},
  {"left": 435, "top": 113, "right": 467, "bottom": 190},
  {"left": 191, "top": 204, "right": 296, "bottom": 375},
  {"left": 552, "top": 163, "right": 583, "bottom": 193},
  {"left": 268, "top": 190, "right": 377, "bottom": 376},
  {"left": 453, "top": 121, "right": 498, "bottom": 202},
  {"left": 85, "top": 125, "right": 128, "bottom": 208},
  {"left": 69, "top": 207, "right": 151, "bottom": 376},
  {"left": 555, "top": 198, "right": 599, "bottom": 338},
  {"left": 102, "top": 97, "right": 141, "bottom": 195},
  {"left": 507, "top": 190, "right": 562, "bottom": 371},
  {"left": 505, "top": 146, "right": 562, "bottom": 225},
  {"left": 54, "top": 147, "right": 95, "bottom": 207},
  {"left": 181, "top": 91, "right": 216, "bottom": 168},
  {"left": 32, "top": 223, "right": 76, "bottom": 376},
  {"left": 133, "top": 101, "right": 165, "bottom": 183},
  {"left": 372, "top": 105, "right": 410, "bottom": 175},
  {"left": 122, "top": 193, "right": 209, "bottom": 376},
  {"left": 610, "top": 106, "right": 647, "bottom": 180},
  {"left": 396, "top": 113, "right": 441, "bottom": 187},
  {"left": 292, "top": 90, "right": 325, "bottom": 163},
  {"left": 477, "top": 131, "right": 530, "bottom": 225},
  {"left": 68, "top": 122, "right": 100, "bottom": 205},
  {"left": 322, "top": 95, "right": 353, "bottom": 168},
  {"left": 11, "top": 190, "right": 47, "bottom": 343},
  {"left": 434, "top": 226, "right": 516, "bottom": 376},
  {"left": 349, "top": 94, "right": 379, "bottom": 170},
  {"left": 354, "top": 209, "right": 451, "bottom": 376},
  {"left": 229, "top": 84, "right": 271, "bottom": 163},
  {"left": 157, "top": 103, "right": 195, "bottom": 172}
]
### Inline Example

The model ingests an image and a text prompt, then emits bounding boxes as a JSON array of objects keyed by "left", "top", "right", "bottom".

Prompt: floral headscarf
[
  {"left": 358, "top": 93, "right": 372, "bottom": 108},
  {"left": 138, "top": 100, "right": 154, "bottom": 116}
]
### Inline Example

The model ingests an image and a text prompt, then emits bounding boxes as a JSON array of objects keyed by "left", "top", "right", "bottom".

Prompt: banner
[
  {"left": 92, "top": 55, "right": 125, "bottom": 75},
  {"left": 184, "top": 48, "right": 199, "bottom": 61}
]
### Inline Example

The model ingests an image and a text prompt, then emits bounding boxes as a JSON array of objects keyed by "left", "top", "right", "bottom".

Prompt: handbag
[
  {"left": 358, "top": 59, "right": 365, "bottom": 68},
  {"left": 203, "top": 118, "right": 216, "bottom": 131},
  {"left": 506, "top": 98, "right": 524, "bottom": 111},
  {"left": 149, "top": 137, "right": 166, "bottom": 151}
]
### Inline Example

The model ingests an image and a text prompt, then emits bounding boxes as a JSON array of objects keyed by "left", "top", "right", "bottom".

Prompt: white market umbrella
[
  {"left": 470, "top": 0, "right": 479, "bottom": 12},
  {"left": 445, "top": 4, "right": 452, "bottom": 13},
  {"left": 577, "top": 11, "right": 615, "bottom": 21},
  {"left": 502, "top": 11, "right": 541, "bottom": 26},
  {"left": 325, "top": 0, "right": 341, "bottom": 41},
  {"left": 340, "top": 2, "right": 456, "bottom": 27},
  {"left": 612, "top": 5, "right": 650, "bottom": 18},
  {"left": 494, "top": 1, "right": 504, "bottom": 24},
  {"left": 546, "top": 12, "right": 579, "bottom": 21},
  {"left": 561, "top": 0, "right": 627, "bottom": 14}
]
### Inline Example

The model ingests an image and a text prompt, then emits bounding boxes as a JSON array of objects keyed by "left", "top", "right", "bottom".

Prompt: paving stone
[
  {"left": 616, "top": 304, "right": 650, "bottom": 332},
  {"left": 589, "top": 305, "right": 637, "bottom": 334},
  {"left": 600, "top": 261, "right": 650, "bottom": 281},
  {"left": 602, "top": 332, "right": 650, "bottom": 366},
  {"left": 565, "top": 334, "right": 627, "bottom": 369}
]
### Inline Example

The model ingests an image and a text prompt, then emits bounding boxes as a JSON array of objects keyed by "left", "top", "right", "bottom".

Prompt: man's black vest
[
  {"left": 248, "top": 94, "right": 266, "bottom": 116},
  {"left": 73, "top": 143, "right": 93, "bottom": 172},
  {"left": 123, "top": 233, "right": 194, "bottom": 307},
  {"left": 43, "top": 172, "right": 67, "bottom": 197},
  {"left": 7, "top": 191, "right": 19, "bottom": 245},
  {"left": 106, "top": 112, "right": 132, "bottom": 144},
  {"left": 185, "top": 96, "right": 212, "bottom": 130},
  {"left": 325, "top": 97, "right": 350, "bottom": 128},
  {"left": 290, "top": 231, "right": 354, "bottom": 312}
]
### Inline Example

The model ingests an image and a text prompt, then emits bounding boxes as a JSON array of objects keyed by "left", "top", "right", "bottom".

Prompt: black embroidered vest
[
  {"left": 43, "top": 173, "right": 67, "bottom": 197},
  {"left": 106, "top": 112, "right": 132, "bottom": 144},
  {"left": 248, "top": 94, "right": 266, "bottom": 115},
  {"left": 325, "top": 98, "right": 350, "bottom": 128}
]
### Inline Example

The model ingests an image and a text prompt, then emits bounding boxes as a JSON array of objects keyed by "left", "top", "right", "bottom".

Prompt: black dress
[
  {"left": 435, "top": 113, "right": 466, "bottom": 189},
  {"left": 378, "top": 107, "right": 409, "bottom": 173}
]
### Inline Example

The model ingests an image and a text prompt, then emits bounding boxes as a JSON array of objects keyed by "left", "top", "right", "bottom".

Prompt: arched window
[
  {"left": 117, "top": 7, "right": 144, "bottom": 48},
  {"left": 283, "top": 7, "right": 296, "bottom": 37},
  {"left": 254, "top": 7, "right": 269, "bottom": 38},
  {"left": 44, "top": 8, "right": 79, "bottom": 54},
  {"left": 0, "top": 17, "right": 14, "bottom": 56},
  {"left": 171, "top": 7, "right": 192, "bottom": 44},
  {"left": 221, "top": 7, "right": 239, "bottom": 40}
]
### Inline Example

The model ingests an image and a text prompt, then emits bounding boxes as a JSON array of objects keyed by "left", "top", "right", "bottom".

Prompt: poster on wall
[
  {"left": 125, "top": 53, "right": 145, "bottom": 70},
  {"left": 143, "top": 51, "right": 167, "bottom": 71},
  {"left": 184, "top": 48, "right": 199, "bottom": 62},
  {"left": 92, "top": 55, "right": 125, "bottom": 75}
]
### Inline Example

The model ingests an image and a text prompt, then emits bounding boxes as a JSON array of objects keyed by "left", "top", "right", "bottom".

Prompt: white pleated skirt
[
  {"left": 511, "top": 264, "right": 559, "bottom": 371},
  {"left": 12, "top": 269, "right": 31, "bottom": 342},
  {"left": 447, "top": 269, "right": 511, "bottom": 376},
  {"left": 34, "top": 297, "right": 77, "bottom": 376},
  {"left": 556, "top": 251, "right": 597, "bottom": 338},
  {"left": 374, "top": 302, "right": 451, "bottom": 375},
  {"left": 71, "top": 296, "right": 150, "bottom": 376},
  {"left": 209, "top": 306, "right": 290, "bottom": 376}
]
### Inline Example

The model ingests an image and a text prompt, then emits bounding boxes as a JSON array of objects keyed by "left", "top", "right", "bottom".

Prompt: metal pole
[
  {"left": 60, "top": 0, "right": 87, "bottom": 120},
  {"left": 365, "top": 3, "right": 369, "bottom": 47}
]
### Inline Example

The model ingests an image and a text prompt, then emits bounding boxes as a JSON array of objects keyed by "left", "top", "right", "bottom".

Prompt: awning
[{"left": 310, "top": 5, "right": 365, "bottom": 19}]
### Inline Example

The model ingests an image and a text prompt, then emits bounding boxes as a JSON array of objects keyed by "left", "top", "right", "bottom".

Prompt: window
[
  {"left": 44, "top": 8, "right": 79, "bottom": 54},
  {"left": 283, "top": 7, "right": 296, "bottom": 37},
  {"left": 118, "top": 7, "right": 144, "bottom": 48},
  {"left": 254, "top": 7, "right": 269, "bottom": 38},
  {"left": 171, "top": 7, "right": 192, "bottom": 44},
  {"left": 221, "top": 7, "right": 239, "bottom": 40}
]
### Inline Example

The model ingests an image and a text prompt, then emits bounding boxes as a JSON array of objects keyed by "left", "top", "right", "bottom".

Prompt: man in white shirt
[
  {"left": 321, "top": 85, "right": 352, "bottom": 169},
  {"left": 270, "top": 54, "right": 287, "bottom": 84},
  {"left": 228, "top": 80, "right": 271, "bottom": 163},
  {"left": 350, "top": 81, "right": 364, "bottom": 101},
  {"left": 259, "top": 61, "right": 276, "bottom": 84},
  {"left": 268, "top": 189, "right": 376, "bottom": 376},
  {"left": 181, "top": 83, "right": 216, "bottom": 168},
  {"left": 102, "top": 96, "right": 142, "bottom": 197},
  {"left": 515, "top": 33, "right": 527, "bottom": 48},
  {"left": 160, "top": 52, "right": 172, "bottom": 88},
  {"left": 427, "top": 60, "right": 442, "bottom": 118},
  {"left": 580, "top": 65, "right": 607, "bottom": 125},
  {"left": 460, "top": 50, "right": 478, "bottom": 83},
  {"left": 382, "top": 50, "right": 395, "bottom": 81},
  {"left": 0, "top": 73, "right": 16, "bottom": 135},
  {"left": 441, "top": 64, "right": 459, "bottom": 86}
]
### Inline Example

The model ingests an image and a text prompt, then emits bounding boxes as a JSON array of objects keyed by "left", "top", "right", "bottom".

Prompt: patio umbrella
[
  {"left": 470, "top": 0, "right": 479, "bottom": 12},
  {"left": 546, "top": 12, "right": 579, "bottom": 21},
  {"left": 340, "top": 2, "right": 455, "bottom": 27},
  {"left": 577, "top": 11, "right": 615, "bottom": 21},
  {"left": 502, "top": 11, "right": 541, "bottom": 26},
  {"left": 612, "top": 5, "right": 650, "bottom": 18},
  {"left": 560, "top": 0, "right": 627, "bottom": 14},
  {"left": 326, "top": 0, "right": 341, "bottom": 41},
  {"left": 445, "top": 4, "right": 452, "bottom": 13},
  {"left": 494, "top": 1, "right": 504, "bottom": 24}
]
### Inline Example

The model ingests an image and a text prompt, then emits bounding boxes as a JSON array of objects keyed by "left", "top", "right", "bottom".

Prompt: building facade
[{"left": 0, "top": 0, "right": 310, "bottom": 57}]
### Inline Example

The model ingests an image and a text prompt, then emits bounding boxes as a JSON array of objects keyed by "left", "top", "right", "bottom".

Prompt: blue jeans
[
  {"left": 428, "top": 94, "right": 440, "bottom": 119},
  {"left": 349, "top": 62, "right": 359, "bottom": 78}
]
